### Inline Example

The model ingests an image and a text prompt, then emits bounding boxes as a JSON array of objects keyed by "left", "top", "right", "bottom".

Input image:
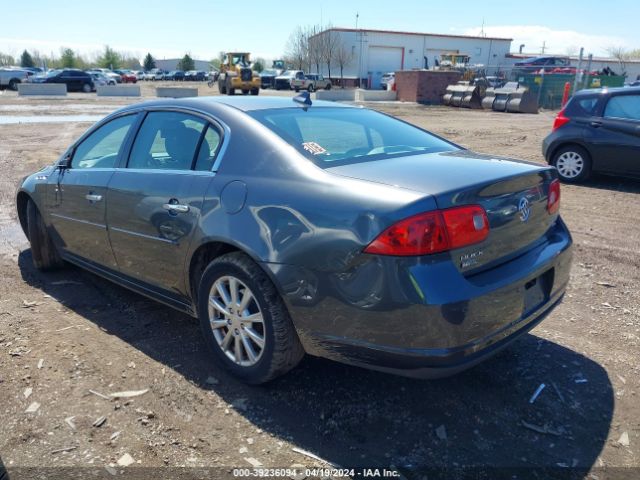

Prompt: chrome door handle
[
  {"left": 162, "top": 203, "right": 189, "bottom": 213},
  {"left": 85, "top": 194, "right": 102, "bottom": 202}
]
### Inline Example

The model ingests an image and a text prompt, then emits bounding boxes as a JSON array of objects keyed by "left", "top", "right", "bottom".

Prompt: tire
[
  {"left": 197, "top": 252, "right": 304, "bottom": 384},
  {"left": 26, "top": 199, "right": 63, "bottom": 271},
  {"left": 552, "top": 144, "right": 592, "bottom": 183},
  {"left": 308, "top": 84, "right": 315, "bottom": 92},
  {"left": 8, "top": 79, "right": 19, "bottom": 91},
  {"left": 250, "top": 88, "right": 259, "bottom": 96},
  {"left": 294, "top": 87, "right": 300, "bottom": 92},
  {"left": 242, "top": 89, "right": 249, "bottom": 95},
  {"left": 82, "top": 83, "right": 91, "bottom": 93},
  {"left": 325, "top": 83, "right": 331, "bottom": 90}
]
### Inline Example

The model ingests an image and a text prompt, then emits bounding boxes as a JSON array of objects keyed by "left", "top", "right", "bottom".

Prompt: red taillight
[
  {"left": 364, "top": 205, "right": 489, "bottom": 256},
  {"left": 547, "top": 179, "right": 561, "bottom": 214},
  {"left": 552, "top": 109, "right": 570, "bottom": 131}
]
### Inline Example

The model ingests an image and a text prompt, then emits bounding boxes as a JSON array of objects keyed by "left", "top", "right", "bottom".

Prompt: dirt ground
[{"left": 0, "top": 85, "right": 638, "bottom": 479}]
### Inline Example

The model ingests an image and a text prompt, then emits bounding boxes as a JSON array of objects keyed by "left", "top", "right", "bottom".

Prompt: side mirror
[{"left": 58, "top": 152, "right": 72, "bottom": 169}]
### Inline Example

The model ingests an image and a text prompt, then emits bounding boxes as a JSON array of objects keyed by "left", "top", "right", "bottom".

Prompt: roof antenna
[{"left": 293, "top": 91, "right": 312, "bottom": 109}]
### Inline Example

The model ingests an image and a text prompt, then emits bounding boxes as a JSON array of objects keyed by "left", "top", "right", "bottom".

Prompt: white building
[
  {"left": 309, "top": 28, "right": 513, "bottom": 88},
  {"left": 155, "top": 59, "right": 211, "bottom": 71}
]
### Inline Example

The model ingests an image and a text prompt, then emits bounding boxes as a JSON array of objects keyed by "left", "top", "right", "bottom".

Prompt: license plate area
[{"left": 523, "top": 268, "right": 554, "bottom": 315}]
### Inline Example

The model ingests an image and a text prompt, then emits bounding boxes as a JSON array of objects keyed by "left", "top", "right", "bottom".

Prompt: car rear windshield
[{"left": 247, "top": 107, "right": 459, "bottom": 167}]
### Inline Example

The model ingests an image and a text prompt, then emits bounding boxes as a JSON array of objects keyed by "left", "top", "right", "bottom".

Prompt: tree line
[
  {"left": 0, "top": 47, "right": 203, "bottom": 72},
  {"left": 284, "top": 25, "right": 355, "bottom": 86}
]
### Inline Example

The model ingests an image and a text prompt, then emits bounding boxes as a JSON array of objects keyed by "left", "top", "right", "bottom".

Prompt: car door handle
[
  {"left": 590, "top": 121, "right": 603, "bottom": 128},
  {"left": 163, "top": 203, "right": 189, "bottom": 214},
  {"left": 85, "top": 193, "right": 103, "bottom": 202}
]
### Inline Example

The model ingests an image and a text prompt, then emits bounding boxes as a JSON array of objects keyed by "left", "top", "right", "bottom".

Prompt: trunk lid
[{"left": 327, "top": 150, "right": 558, "bottom": 272}]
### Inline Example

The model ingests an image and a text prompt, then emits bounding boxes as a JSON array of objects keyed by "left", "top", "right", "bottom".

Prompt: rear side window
[
  {"left": 566, "top": 96, "right": 599, "bottom": 116},
  {"left": 195, "top": 125, "right": 222, "bottom": 171},
  {"left": 128, "top": 111, "right": 206, "bottom": 170},
  {"left": 72, "top": 115, "right": 137, "bottom": 169},
  {"left": 604, "top": 95, "right": 640, "bottom": 121}
]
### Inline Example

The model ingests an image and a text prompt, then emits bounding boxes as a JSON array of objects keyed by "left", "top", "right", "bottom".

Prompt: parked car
[
  {"left": 291, "top": 73, "right": 331, "bottom": 92},
  {"left": 0, "top": 67, "right": 29, "bottom": 90},
  {"left": 89, "top": 72, "right": 116, "bottom": 88},
  {"left": 17, "top": 96, "right": 572, "bottom": 384},
  {"left": 141, "top": 71, "right": 155, "bottom": 81},
  {"left": 32, "top": 69, "right": 94, "bottom": 92},
  {"left": 543, "top": 86, "right": 640, "bottom": 183},
  {"left": 87, "top": 68, "right": 121, "bottom": 84},
  {"left": 185, "top": 70, "right": 206, "bottom": 81},
  {"left": 149, "top": 69, "right": 166, "bottom": 81},
  {"left": 113, "top": 69, "right": 137, "bottom": 83},
  {"left": 514, "top": 56, "right": 571, "bottom": 73},
  {"left": 164, "top": 70, "right": 185, "bottom": 81},
  {"left": 259, "top": 69, "right": 279, "bottom": 89},
  {"left": 274, "top": 70, "right": 303, "bottom": 90},
  {"left": 380, "top": 72, "right": 395, "bottom": 90}
]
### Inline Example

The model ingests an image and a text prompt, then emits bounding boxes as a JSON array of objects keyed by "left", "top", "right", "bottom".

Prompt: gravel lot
[{"left": 0, "top": 85, "right": 638, "bottom": 479}]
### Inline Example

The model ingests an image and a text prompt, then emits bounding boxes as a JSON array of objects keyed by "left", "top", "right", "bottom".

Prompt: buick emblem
[{"left": 518, "top": 197, "right": 531, "bottom": 222}]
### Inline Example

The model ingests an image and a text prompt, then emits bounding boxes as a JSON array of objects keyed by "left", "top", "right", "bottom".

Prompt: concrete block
[
  {"left": 156, "top": 87, "right": 198, "bottom": 98},
  {"left": 314, "top": 89, "right": 356, "bottom": 101},
  {"left": 18, "top": 84, "right": 67, "bottom": 96},
  {"left": 97, "top": 85, "right": 141, "bottom": 97},
  {"left": 355, "top": 89, "right": 397, "bottom": 101}
]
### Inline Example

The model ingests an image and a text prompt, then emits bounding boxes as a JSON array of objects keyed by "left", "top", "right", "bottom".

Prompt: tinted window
[
  {"left": 195, "top": 125, "right": 222, "bottom": 171},
  {"left": 128, "top": 112, "right": 206, "bottom": 170},
  {"left": 604, "top": 95, "right": 640, "bottom": 121},
  {"left": 567, "top": 96, "right": 599, "bottom": 116},
  {"left": 72, "top": 115, "right": 137, "bottom": 169},
  {"left": 248, "top": 107, "right": 458, "bottom": 167}
]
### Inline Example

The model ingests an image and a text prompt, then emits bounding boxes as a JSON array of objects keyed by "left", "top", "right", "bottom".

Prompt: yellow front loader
[{"left": 217, "top": 52, "right": 261, "bottom": 95}]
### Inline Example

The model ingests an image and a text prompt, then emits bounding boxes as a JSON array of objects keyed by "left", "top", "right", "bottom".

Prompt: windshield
[
  {"left": 248, "top": 107, "right": 459, "bottom": 167},
  {"left": 261, "top": 69, "right": 277, "bottom": 75},
  {"left": 45, "top": 70, "right": 61, "bottom": 78}
]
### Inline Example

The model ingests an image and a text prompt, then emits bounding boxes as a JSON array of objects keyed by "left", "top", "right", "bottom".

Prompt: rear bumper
[{"left": 265, "top": 217, "right": 573, "bottom": 378}]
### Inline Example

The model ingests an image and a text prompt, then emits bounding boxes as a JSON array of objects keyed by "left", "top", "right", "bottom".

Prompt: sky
[{"left": 1, "top": 0, "right": 637, "bottom": 62}]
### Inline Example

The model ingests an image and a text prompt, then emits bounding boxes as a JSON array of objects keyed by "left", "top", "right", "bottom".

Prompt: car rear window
[
  {"left": 566, "top": 96, "right": 599, "bottom": 116},
  {"left": 248, "top": 107, "right": 459, "bottom": 167}
]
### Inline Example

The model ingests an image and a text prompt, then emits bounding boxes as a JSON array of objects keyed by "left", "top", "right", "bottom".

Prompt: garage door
[{"left": 368, "top": 46, "right": 403, "bottom": 89}]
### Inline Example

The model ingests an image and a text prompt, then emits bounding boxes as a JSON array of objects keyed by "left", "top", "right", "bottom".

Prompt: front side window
[
  {"left": 71, "top": 115, "right": 137, "bottom": 169},
  {"left": 128, "top": 111, "right": 206, "bottom": 170},
  {"left": 248, "top": 107, "right": 458, "bottom": 167},
  {"left": 604, "top": 95, "right": 640, "bottom": 121}
]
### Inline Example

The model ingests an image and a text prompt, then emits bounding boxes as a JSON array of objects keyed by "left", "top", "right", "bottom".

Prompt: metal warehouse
[{"left": 310, "top": 28, "right": 513, "bottom": 88}]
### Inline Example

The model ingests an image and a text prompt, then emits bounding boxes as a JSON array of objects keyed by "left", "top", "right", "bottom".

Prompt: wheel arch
[
  {"left": 16, "top": 191, "right": 32, "bottom": 240},
  {"left": 186, "top": 239, "right": 284, "bottom": 314}
]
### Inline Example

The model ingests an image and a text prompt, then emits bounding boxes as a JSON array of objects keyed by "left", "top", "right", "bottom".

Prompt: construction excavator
[{"left": 217, "top": 52, "right": 261, "bottom": 95}]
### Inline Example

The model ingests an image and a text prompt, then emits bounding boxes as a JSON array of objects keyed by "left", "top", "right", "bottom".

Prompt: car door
[
  {"left": 586, "top": 93, "right": 640, "bottom": 175},
  {"left": 47, "top": 113, "right": 139, "bottom": 269},
  {"left": 106, "top": 110, "right": 223, "bottom": 294}
]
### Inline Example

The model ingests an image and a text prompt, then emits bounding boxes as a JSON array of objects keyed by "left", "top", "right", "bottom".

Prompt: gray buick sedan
[{"left": 17, "top": 96, "right": 572, "bottom": 383}]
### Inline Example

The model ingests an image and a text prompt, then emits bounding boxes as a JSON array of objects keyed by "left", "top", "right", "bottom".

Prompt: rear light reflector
[
  {"left": 547, "top": 179, "right": 561, "bottom": 214},
  {"left": 552, "top": 109, "right": 570, "bottom": 131},
  {"left": 364, "top": 205, "right": 489, "bottom": 256}
]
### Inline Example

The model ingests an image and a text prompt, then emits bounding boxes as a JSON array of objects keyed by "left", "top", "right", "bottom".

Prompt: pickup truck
[
  {"left": 291, "top": 73, "right": 332, "bottom": 92},
  {"left": 0, "top": 68, "right": 29, "bottom": 90}
]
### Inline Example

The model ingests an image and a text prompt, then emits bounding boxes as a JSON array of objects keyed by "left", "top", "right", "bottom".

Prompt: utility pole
[
  {"left": 541, "top": 41, "right": 546, "bottom": 54},
  {"left": 356, "top": 12, "right": 362, "bottom": 88},
  {"left": 573, "top": 47, "right": 584, "bottom": 94}
]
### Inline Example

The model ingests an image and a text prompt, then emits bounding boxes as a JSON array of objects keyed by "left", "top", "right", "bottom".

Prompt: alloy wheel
[
  {"left": 208, "top": 276, "right": 266, "bottom": 367},
  {"left": 555, "top": 151, "right": 584, "bottom": 179}
]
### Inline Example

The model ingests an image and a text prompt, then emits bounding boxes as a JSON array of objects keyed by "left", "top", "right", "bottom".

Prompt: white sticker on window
[{"left": 302, "top": 142, "right": 327, "bottom": 155}]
